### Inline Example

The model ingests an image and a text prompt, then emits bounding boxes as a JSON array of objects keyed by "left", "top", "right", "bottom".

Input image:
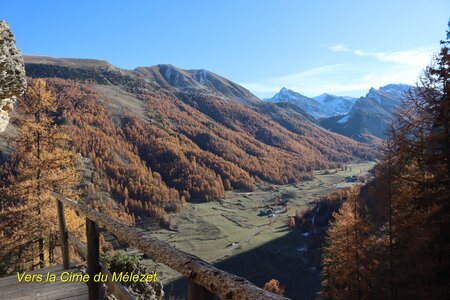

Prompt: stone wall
[{"left": 0, "top": 21, "right": 26, "bottom": 132}]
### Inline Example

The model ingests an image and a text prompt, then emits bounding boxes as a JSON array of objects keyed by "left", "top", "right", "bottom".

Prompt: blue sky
[{"left": 1, "top": 1, "right": 449, "bottom": 98}]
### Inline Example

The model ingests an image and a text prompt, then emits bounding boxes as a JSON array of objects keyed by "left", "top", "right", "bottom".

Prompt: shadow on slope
[{"left": 163, "top": 229, "right": 321, "bottom": 300}]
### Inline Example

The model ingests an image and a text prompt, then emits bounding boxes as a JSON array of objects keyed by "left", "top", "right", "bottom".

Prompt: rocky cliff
[{"left": 0, "top": 21, "right": 26, "bottom": 131}]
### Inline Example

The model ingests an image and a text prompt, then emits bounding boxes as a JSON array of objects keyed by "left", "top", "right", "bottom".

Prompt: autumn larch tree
[
  {"left": 0, "top": 79, "right": 81, "bottom": 272},
  {"left": 321, "top": 186, "right": 374, "bottom": 299},
  {"left": 322, "top": 21, "right": 450, "bottom": 299}
]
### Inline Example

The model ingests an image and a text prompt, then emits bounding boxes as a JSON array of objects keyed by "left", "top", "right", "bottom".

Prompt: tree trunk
[
  {"left": 388, "top": 148, "right": 394, "bottom": 300},
  {"left": 353, "top": 194, "right": 362, "bottom": 300},
  {"left": 38, "top": 237, "right": 44, "bottom": 268}
]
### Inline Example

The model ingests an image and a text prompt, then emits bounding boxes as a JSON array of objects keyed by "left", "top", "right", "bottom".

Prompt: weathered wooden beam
[
  {"left": 86, "top": 218, "right": 100, "bottom": 300},
  {"left": 188, "top": 280, "right": 214, "bottom": 300},
  {"left": 54, "top": 193, "right": 290, "bottom": 300},
  {"left": 56, "top": 199, "right": 70, "bottom": 270}
]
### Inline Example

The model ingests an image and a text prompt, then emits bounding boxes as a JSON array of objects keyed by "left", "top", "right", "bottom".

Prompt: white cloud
[
  {"left": 241, "top": 63, "right": 427, "bottom": 98},
  {"left": 241, "top": 45, "right": 438, "bottom": 98},
  {"left": 241, "top": 64, "right": 348, "bottom": 96},
  {"left": 275, "top": 64, "right": 346, "bottom": 85},
  {"left": 353, "top": 49, "right": 367, "bottom": 57},
  {"left": 328, "top": 44, "right": 350, "bottom": 52},
  {"left": 353, "top": 47, "right": 435, "bottom": 66}
]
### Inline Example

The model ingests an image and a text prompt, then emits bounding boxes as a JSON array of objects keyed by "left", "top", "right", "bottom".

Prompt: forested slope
[{"left": 11, "top": 57, "right": 378, "bottom": 224}]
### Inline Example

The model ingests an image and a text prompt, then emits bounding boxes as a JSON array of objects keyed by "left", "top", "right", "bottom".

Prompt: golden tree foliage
[
  {"left": 288, "top": 216, "right": 296, "bottom": 228},
  {"left": 17, "top": 67, "right": 378, "bottom": 218},
  {"left": 264, "top": 279, "right": 284, "bottom": 295},
  {"left": 321, "top": 186, "right": 374, "bottom": 299},
  {"left": 0, "top": 79, "right": 82, "bottom": 273},
  {"left": 47, "top": 79, "right": 182, "bottom": 224}
]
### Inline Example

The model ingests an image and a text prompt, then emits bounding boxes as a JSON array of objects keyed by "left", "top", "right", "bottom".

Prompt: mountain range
[
  {"left": 265, "top": 84, "right": 411, "bottom": 142},
  {"left": 265, "top": 88, "right": 357, "bottom": 119},
  {"left": 19, "top": 55, "right": 409, "bottom": 149}
]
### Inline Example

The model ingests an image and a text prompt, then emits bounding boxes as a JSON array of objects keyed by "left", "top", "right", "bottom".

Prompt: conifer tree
[
  {"left": 323, "top": 21, "right": 450, "bottom": 299},
  {"left": 322, "top": 186, "right": 373, "bottom": 299},
  {"left": 0, "top": 79, "right": 81, "bottom": 272}
]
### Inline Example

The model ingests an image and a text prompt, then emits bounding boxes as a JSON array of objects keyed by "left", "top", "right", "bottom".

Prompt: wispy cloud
[
  {"left": 352, "top": 47, "right": 435, "bottom": 66},
  {"left": 277, "top": 64, "right": 345, "bottom": 80},
  {"left": 328, "top": 44, "right": 350, "bottom": 52},
  {"left": 329, "top": 44, "right": 435, "bottom": 66},
  {"left": 241, "top": 45, "right": 438, "bottom": 98},
  {"left": 240, "top": 64, "right": 348, "bottom": 97},
  {"left": 241, "top": 64, "right": 425, "bottom": 98}
]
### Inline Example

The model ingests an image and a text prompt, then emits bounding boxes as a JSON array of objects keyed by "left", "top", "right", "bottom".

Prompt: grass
[{"left": 139, "top": 162, "right": 375, "bottom": 283}]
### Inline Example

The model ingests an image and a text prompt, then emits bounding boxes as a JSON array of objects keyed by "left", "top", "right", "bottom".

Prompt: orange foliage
[
  {"left": 15, "top": 75, "right": 377, "bottom": 224},
  {"left": 264, "top": 279, "right": 284, "bottom": 295},
  {"left": 288, "top": 216, "right": 296, "bottom": 228}
]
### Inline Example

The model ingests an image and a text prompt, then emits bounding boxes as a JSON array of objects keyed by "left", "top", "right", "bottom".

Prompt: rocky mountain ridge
[
  {"left": 320, "top": 84, "right": 411, "bottom": 141},
  {"left": 265, "top": 88, "right": 357, "bottom": 119},
  {"left": 265, "top": 84, "right": 411, "bottom": 142}
]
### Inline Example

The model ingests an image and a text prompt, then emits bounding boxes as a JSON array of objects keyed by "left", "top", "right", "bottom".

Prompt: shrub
[{"left": 264, "top": 279, "right": 284, "bottom": 295}]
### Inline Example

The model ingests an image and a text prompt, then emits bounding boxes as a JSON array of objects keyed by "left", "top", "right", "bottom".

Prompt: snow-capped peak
[
  {"left": 266, "top": 88, "right": 356, "bottom": 119},
  {"left": 272, "top": 87, "right": 310, "bottom": 100},
  {"left": 265, "top": 84, "right": 411, "bottom": 119},
  {"left": 367, "top": 84, "right": 411, "bottom": 105}
]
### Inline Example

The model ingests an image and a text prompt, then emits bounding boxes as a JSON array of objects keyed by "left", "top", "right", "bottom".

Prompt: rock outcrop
[{"left": 0, "top": 21, "right": 26, "bottom": 132}]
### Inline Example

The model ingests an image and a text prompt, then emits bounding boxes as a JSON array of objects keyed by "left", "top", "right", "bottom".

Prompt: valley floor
[{"left": 136, "top": 162, "right": 375, "bottom": 299}]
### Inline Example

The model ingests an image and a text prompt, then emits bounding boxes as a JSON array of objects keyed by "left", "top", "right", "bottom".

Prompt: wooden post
[
  {"left": 67, "top": 232, "right": 136, "bottom": 300},
  {"left": 57, "top": 199, "right": 70, "bottom": 269},
  {"left": 188, "top": 280, "right": 214, "bottom": 300},
  {"left": 87, "top": 218, "right": 100, "bottom": 300}
]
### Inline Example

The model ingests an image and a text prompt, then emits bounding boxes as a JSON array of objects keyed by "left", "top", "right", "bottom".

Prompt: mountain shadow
[{"left": 163, "top": 228, "right": 321, "bottom": 300}]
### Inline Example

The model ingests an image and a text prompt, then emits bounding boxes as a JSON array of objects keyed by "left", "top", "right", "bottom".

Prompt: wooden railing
[{"left": 54, "top": 193, "right": 290, "bottom": 300}]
